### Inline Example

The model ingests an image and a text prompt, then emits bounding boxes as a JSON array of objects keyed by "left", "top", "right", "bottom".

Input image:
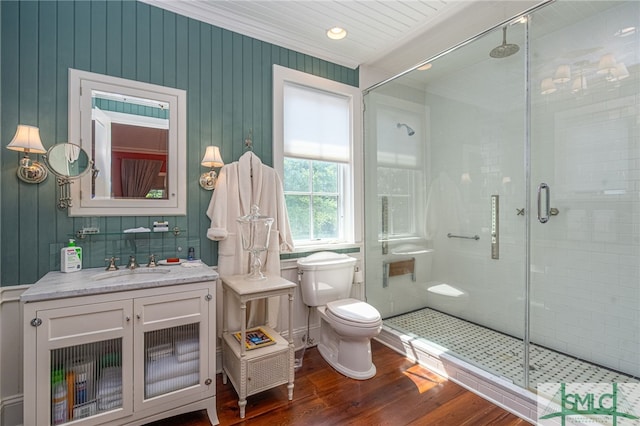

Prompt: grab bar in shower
[{"left": 447, "top": 233, "right": 480, "bottom": 240}]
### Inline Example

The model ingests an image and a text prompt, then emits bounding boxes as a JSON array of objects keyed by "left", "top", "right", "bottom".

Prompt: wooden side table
[{"left": 220, "top": 274, "right": 296, "bottom": 418}]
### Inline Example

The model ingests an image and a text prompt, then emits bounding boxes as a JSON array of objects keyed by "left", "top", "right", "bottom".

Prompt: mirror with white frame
[{"left": 68, "top": 68, "right": 186, "bottom": 216}]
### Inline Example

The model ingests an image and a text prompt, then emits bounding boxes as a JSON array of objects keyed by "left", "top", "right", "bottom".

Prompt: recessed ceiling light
[
  {"left": 327, "top": 27, "right": 347, "bottom": 40},
  {"left": 417, "top": 63, "right": 432, "bottom": 71}
]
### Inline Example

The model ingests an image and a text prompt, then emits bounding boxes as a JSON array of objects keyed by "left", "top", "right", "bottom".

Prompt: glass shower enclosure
[{"left": 364, "top": 0, "right": 639, "bottom": 394}]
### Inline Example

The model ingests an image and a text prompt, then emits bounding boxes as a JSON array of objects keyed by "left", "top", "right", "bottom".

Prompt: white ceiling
[{"left": 140, "top": 0, "right": 475, "bottom": 69}]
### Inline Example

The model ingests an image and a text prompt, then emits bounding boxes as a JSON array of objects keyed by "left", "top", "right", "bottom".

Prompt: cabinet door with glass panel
[
  {"left": 25, "top": 300, "right": 134, "bottom": 426},
  {"left": 133, "top": 289, "right": 211, "bottom": 413},
  {"left": 23, "top": 288, "right": 212, "bottom": 425}
]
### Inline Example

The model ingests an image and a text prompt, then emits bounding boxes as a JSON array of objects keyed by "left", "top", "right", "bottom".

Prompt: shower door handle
[{"left": 537, "top": 183, "right": 550, "bottom": 223}]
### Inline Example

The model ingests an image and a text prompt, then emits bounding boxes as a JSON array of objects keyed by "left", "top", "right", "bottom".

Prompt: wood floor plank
[{"left": 145, "top": 340, "right": 531, "bottom": 425}]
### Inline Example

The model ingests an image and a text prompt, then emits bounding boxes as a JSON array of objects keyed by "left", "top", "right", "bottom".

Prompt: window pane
[
  {"left": 390, "top": 169, "right": 410, "bottom": 194},
  {"left": 390, "top": 196, "right": 411, "bottom": 235},
  {"left": 312, "top": 161, "right": 338, "bottom": 193},
  {"left": 377, "top": 167, "right": 393, "bottom": 195},
  {"left": 285, "top": 195, "right": 311, "bottom": 240},
  {"left": 283, "top": 158, "right": 310, "bottom": 192},
  {"left": 313, "top": 195, "right": 338, "bottom": 239},
  {"left": 377, "top": 167, "right": 418, "bottom": 237}
]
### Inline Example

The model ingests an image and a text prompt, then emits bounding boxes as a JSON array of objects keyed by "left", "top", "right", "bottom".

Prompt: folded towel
[
  {"left": 123, "top": 227, "right": 151, "bottom": 233},
  {"left": 181, "top": 260, "right": 203, "bottom": 268},
  {"left": 101, "top": 366, "right": 121, "bottom": 377},
  {"left": 97, "top": 386, "right": 122, "bottom": 399},
  {"left": 146, "top": 343, "right": 173, "bottom": 361},
  {"left": 145, "top": 356, "right": 199, "bottom": 383},
  {"left": 98, "top": 393, "right": 121, "bottom": 405},
  {"left": 175, "top": 338, "right": 199, "bottom": 355},
  {"left": 97, "top": 367, "right": 122, "bottom": 397},
  {"left": 177, "top": 350, "right": 199, "bottom": 363},
  {"left": 145, "top": 373, "right": 199, "bottom": 398},
  {"left": 97, "top": 397, "right": 122, "bottom": 411}
]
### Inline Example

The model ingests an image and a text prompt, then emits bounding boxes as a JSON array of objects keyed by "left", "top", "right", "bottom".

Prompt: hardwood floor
[{"left": 146, "top": 340, "right": 531, "bottom": 425}]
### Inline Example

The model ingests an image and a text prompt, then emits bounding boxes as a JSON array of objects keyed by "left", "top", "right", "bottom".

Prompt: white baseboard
[{"left": 1, "top": 393, "right": 23, "bottom": 426}]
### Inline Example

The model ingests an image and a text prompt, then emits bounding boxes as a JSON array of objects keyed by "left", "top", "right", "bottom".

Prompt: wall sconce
[
  {"left": 6, "top": 124, "right": 48, "bottom": 183},
  {"left": 199, "top": 146, "right": 224, "bottom": 190}
]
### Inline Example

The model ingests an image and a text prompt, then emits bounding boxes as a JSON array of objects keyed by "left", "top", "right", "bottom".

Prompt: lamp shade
[
  {"left": 553, "top": 64, "right": 571, "bottom": 83},
  {"left": 614, "top": 62, "right": 630, "bottom": 80},
  {"left": 201, "top": 146, "right": 224, "bottom": 168},
  {"left": 597, "top": 53, "right": 617, "bottom": 75},
  {"left": 540, "top": 78, "right": 557, "bottom": 95},
  {"left": 7, "top": 124, "right": 46, "bottom": 154}
]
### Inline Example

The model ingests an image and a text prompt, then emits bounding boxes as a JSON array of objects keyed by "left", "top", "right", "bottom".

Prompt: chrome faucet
[
  {"left": 126, "top": 255, "right": 139, "bottom": 270},
  {"left": 147, "top": 254, "right": 158, "bottom": 268},
  {"left": 104, "top": 257, "right": 120, "bottom": 271}
]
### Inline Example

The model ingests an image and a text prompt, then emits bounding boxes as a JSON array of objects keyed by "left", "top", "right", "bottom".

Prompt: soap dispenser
[{"left": 61, "top": 239, "right": 82, "bottom": 273}]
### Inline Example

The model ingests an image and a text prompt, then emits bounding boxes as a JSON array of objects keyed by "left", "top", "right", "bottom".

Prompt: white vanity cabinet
[{"left": 21, "top": 265, "right": 219, "bottom": 426}]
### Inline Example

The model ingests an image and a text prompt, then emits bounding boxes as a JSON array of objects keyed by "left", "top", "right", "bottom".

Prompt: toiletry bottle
[
  {"left": 75, "top": 372, "right": 87, "bottom": 405},
  {"left": 61, "top": 239, "right": 82, "bottom": 273},
  {"left": 66, "top": 371, "right": 75, "bottom": 420},
  {"left": 51, "top": 370, "right": 68, "bottom": 425}
]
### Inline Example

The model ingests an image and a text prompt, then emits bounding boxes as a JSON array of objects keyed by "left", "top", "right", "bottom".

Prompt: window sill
[{"left": 280, "top": 242, "right": 361, "bottom": 260}]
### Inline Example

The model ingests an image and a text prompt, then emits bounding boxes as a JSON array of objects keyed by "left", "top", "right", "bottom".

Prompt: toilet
[{"left": 297, "top": 252, "right": 382, "bottom": 380}]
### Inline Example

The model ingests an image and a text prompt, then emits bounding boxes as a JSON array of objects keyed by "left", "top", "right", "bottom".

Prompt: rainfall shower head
[
  {"left": 397, "top": 123, "right": 415, "bottom": 136},
  {"left": 489, "top": 27, "right": 520, "bottom": 59}
]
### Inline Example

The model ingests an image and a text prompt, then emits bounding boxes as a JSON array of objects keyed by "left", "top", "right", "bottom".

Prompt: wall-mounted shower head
[{"left": 397, "top": 123, "right": 415, "bottom": 136}]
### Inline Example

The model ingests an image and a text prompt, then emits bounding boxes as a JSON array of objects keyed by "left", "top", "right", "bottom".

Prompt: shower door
[
  {"left": 365, "top": 0, "right": 640, "bottom": 393},
  {"left": 364, "top": 20, "right": 529, "bottom": 386},
  {"left": 528, "top": 1, "right": 640, "bottom": 387}
]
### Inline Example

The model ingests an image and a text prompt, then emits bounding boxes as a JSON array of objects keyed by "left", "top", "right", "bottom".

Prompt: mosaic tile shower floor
[{"left": 385, "top": 308, "right": 639, "bottom": 386}]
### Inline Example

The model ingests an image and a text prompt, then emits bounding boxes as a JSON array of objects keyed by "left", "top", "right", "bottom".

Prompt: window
[
  {"left": 378, "top": 167, "right": 419, "bottom": 238},
  {"left": 284, "top": 158, "right": 342, "bottom": 241},
  {"left": 273, "top": 65, "right": 362, "bottom": 246},
  {"left": 365, "top": 94, "right": 427, "bottom": 242}
]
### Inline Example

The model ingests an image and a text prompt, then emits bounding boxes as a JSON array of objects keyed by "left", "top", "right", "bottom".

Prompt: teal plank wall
[{"left": 0, "top": 0, "right": 358, "bottom": 286}]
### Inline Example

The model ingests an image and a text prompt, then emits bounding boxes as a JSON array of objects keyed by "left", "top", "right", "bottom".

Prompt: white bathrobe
[{"left": 206, "top": 151, "right": 294, "bottom": 333}]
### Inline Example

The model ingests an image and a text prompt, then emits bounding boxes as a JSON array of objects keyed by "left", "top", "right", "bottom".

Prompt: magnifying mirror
[{"left": 43, "top": 143, "right": 93, "bottom": 209}]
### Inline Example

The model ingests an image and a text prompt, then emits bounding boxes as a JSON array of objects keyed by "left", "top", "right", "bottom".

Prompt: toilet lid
[{"left": 326, "top": 298, "right": 381, "bottom": 324}]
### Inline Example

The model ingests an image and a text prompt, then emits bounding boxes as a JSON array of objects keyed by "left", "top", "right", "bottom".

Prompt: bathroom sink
[{"left": 92, "top": 267, "right": 171, "bottom": 281}]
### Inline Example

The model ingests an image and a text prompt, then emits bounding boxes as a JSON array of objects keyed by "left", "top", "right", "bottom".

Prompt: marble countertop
[{"left": 21, "top": 261, "right": 219, "bottom": 302}]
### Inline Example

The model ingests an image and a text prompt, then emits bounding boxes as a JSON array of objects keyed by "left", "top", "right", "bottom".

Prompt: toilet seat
[{"left": 326, "top": 298, "right": 381, "bottom": 326}]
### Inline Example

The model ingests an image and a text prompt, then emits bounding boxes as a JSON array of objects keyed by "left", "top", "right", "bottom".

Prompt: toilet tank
[{"left": 297, "top": 252, "right": 357, "bottom": 307}]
